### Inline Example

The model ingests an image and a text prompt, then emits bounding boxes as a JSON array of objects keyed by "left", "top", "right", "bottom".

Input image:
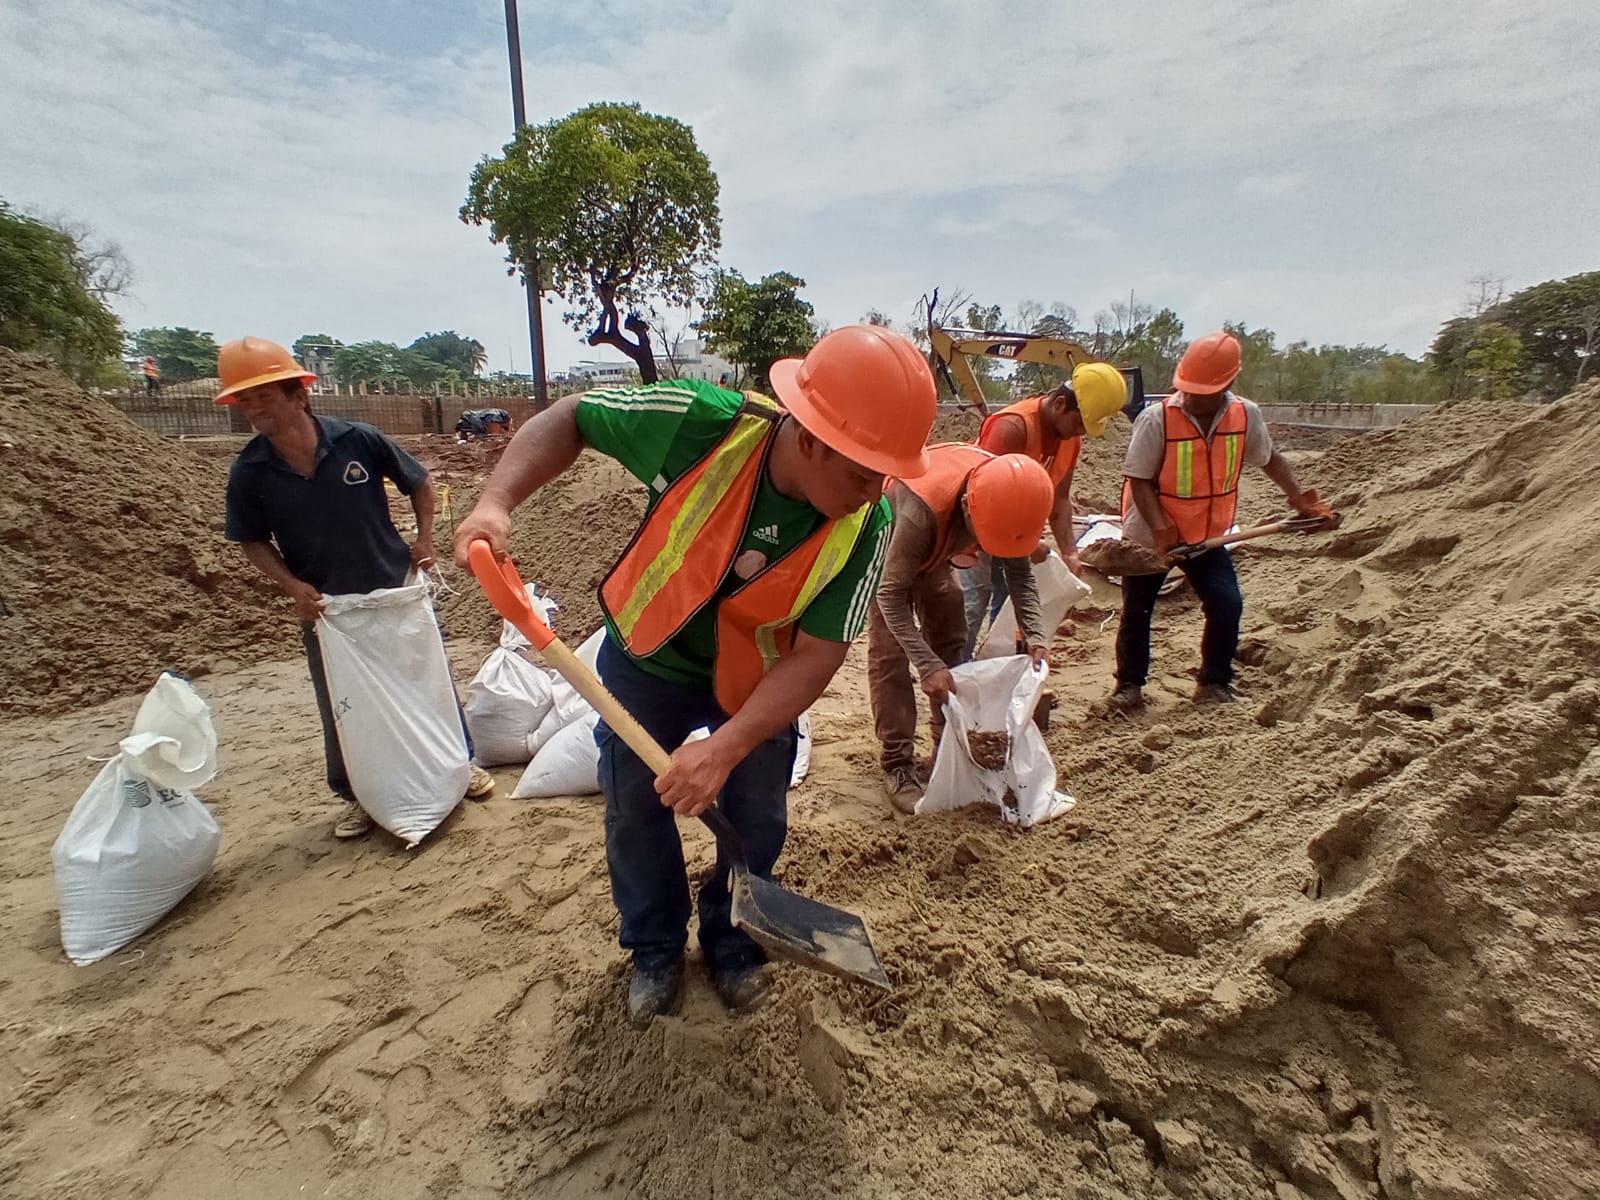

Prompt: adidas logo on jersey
[{"left": 752, "top": 523, "right": 781, "bottom": 544}]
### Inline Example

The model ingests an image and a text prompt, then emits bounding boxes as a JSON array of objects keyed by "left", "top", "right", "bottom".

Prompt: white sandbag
[
  {"left": 529, "top": 627, "right": 609, "bottom": 754},
  {"left": 918, "top": 656, "right": 1075, "bottom": 829},
  {"left": 464, "top": 647, "right": 553, "bottom": 766},
  {"left": 499, "top": 585, "right": 559, "bottom": 652},
  {"left": 977, "top": 551, "right": 1092, "bottom": 659},
  {"left": 514, "top": 711, "right": 601, "bottom": 798},
  {"left": 318, "top": 580, "right": 471, "bottom": 847},
  {"left": 52, "top": 673, "right": 222, "bottom": 965},
  {"left": 789, "top": 710, "right": 812, "bottom": 788}
]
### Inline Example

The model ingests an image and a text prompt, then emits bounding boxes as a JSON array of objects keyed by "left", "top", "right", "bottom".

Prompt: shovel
[
  {"left": 1168, "top": 508, "right": 1343, "bottom": 562},
  {"left": 467, "top": 540, "right": 893, "bottom": 991}
]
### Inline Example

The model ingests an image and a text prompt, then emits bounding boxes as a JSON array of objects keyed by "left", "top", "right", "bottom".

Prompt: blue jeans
[
  {"left": 595, "top": 636, "right": 797, "bottom": 972},
  {"left": 959, "top": 554, "right": 1010, "bottom": 660},
  {"left": 1114, "top": 547, "right": 1244, "bottom": 688}
]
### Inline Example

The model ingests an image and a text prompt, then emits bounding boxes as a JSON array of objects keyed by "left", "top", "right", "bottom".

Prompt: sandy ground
[{"left": 3, "top": 370, "right": 1598, "bottom": 1199}]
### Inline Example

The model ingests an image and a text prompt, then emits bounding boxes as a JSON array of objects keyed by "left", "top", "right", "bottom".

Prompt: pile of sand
[
  {"left": 497, "top": 387, "right": 1600, "bottom": 1198},
  {"left": 0, "top": 349, "right": 294, "bottom": 715},
  {"left": 3, "top": 385, "right": 1596, "bottom": 1199}
]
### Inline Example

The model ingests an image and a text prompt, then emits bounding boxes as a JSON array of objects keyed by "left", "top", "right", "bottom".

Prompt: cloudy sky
[{"left": 4, "top": 0, "right": 1596, "bottom": 374}]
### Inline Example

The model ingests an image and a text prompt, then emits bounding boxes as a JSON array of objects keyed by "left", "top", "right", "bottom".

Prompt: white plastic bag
[
  {"left": 977, "top": 551, "right": 1092, "bottom": 659},
  {"left": 529, "top": 627, "right": 608, "bottom": 755},
  {"left": 464, "top": 648, "right": 554, "bottom": 766},
  {"left": 514, "top": 710, "right": 601, "bottom": 798},
  {"left": 52, "top": 673, "right": 222, "bottom": 965},
  {"left": 918, "top": 656, "right": 1075, "bottom": 828},
  {"left": 789, "top": 710, "right": 812, "bottom": 788},
  {"left": 318, "top": 580, "right": 471, "bottom": 846}
]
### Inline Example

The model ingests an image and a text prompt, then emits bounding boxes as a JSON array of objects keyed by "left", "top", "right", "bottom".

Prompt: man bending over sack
[
  {"left": 871, "top": 446, "right": 1056, "bottom": 813},
  {"left": 453, "top": 326, "right": 937, "bottom": 1026},
  {"left": 219, "top": 337, "right": 495, "bottom": 838}
]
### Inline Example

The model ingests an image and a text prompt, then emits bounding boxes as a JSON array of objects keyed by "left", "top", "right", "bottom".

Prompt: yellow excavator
[{"left": 924, "top": 289, "right": 1146, "bottom": 419}]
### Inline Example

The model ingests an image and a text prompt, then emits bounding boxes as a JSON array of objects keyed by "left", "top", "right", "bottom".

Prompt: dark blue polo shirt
[{"left": 224, "top": 416, "right": 428, "bottom": 595}]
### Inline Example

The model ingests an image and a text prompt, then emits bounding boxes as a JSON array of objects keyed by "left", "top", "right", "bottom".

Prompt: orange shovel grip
[{"left": 467, "top": 539, "right": 553, "bottom": 651}]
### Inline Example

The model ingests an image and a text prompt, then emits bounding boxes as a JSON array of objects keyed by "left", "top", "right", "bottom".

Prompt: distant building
[
  {"left": 655, "top": 337, "right": 736, "bottom": 385},
  {"left": 570, "top": 359, "right": 639, "bottom": 386},
  {"left": 298, "top": 343, "right": 339, "bottom": 392}
]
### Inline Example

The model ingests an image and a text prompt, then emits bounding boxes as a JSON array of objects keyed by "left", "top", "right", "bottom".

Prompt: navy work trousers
[{"left": 595, "top": 636, "right": 796, "bottom": 973}]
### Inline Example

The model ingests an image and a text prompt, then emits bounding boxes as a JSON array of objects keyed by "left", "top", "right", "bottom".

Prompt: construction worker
[
  {"left": 1109, "top": 331, "right": 1331, "bottom": 709},
  {"left": 961, "top": 362, "right": 1126, "bottom": 657},
  {"left": 142, "top": 355, "right": 159, "bottom": 394},
  {"left": 451, "top": 326, "right": 937, "bottom": 1025},
  {"left": 219, "top": 337, "right": 495, "bottom": 838},
  {"left": 871, "top": 446, "right": 1056, "bottom": 812}
]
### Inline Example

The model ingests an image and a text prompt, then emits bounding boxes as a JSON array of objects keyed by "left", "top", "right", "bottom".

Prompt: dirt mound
[
  {"left": 4, "top": 387, "right": 1597, "bottom": 1199},
  {"left": 503, "top": 387, "right": 1600, "bottom": 1197},
  {"left": 435, "top": 450, "right": 646, "bottom": 645},
  {"left": 0, "top": 349, "right": 294, "bottom": 715}
]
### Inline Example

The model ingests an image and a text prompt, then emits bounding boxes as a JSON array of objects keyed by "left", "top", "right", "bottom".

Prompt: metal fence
[{"left": 108, "top": 380, "right": 542, "bottom": 437}]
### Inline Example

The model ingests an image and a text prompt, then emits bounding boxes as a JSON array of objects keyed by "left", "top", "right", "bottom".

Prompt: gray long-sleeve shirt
[{"left": 876, "top": 482, "right": 1047, "bottom": 678}]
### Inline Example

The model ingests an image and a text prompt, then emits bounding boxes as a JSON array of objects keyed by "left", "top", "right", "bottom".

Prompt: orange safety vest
[
  {"left": 142, "top": 359, "right": 158, "bottom": 378},
  {"left": 1122, "top": 395, "right": 1249, "bottom": 543},
  {"left": 599, "top": 394, "right": 872, "bottom": 716},
  {"left": 979, "top": 395, "right": 1080, "bottom": 488},
  {"left": 901, "top": 443, "right": 991, "bottom": 571}
]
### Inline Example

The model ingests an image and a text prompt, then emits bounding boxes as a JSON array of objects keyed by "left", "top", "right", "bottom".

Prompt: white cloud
[{"left": 3, "top": 0, "right": 1596, "bottom": 371}]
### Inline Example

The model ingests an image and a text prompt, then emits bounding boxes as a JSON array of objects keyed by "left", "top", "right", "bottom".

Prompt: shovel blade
[{"left": 731, "top": 872, "right": 892, "bottom": 991}]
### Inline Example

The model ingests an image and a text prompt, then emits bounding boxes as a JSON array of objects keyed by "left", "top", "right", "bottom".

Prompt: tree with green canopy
[
  {"left": 697, "top": 270, "right": 817, "bottom": 393},
  {"left": 131, "top": 327, "right": 220, "bottom": 382},
  {"left": 408, "top": 330, "right": 487, "bottom": 376},
  {"left": 0, "top": 201, "right": 124, "bottom": 379},
  {"left": 461, "top": 101, "right": 720, "bottom": 385}
]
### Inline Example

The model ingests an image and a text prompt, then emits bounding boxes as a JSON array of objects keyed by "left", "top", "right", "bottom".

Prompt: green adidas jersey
[{"left": 575, "top": 378, "right": 892, "bottom": 689}]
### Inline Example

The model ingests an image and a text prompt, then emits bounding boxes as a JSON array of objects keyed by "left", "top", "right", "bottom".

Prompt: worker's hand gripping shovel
[{"left": 468, "top": 541, "right": 892, "bottom": 992}]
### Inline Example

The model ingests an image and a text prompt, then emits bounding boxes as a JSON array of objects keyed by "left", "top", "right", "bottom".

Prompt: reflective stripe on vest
[
  {"left": 979, "top": 395, "right": 1080, "bottom": 488},
  {"left": 599, "top": 393, "right": 871, "bottom": 714},
  {"left": 902, "top": 443, "right": 992, "bottom": 571},
  {"left": 1149, "top": 395, "right": 1248, "bottom": 543}
]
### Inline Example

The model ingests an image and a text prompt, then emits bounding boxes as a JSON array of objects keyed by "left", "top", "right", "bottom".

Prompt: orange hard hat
[
  {"left": 1172, "top": 330, "right": 1242, "bottom": 394},
  {"left": 215, "top": 336, "right": 317, "bottom": 404},
  {"left": 770, "top": 325, "right": 937, "bottom": 478},
  {"left": 965, "top": 453, "right": 1054, "bottom": 558}
]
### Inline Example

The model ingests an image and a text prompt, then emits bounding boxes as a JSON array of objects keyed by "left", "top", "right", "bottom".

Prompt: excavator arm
[{"left": 925, "top": 289, "right": 1098, "bottom": 416}]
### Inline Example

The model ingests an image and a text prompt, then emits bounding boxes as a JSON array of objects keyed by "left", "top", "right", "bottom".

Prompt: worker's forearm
[
  {"left": 240, "top": 540, "right": 301, "bottom": 593},
  {"left": 477, "top": 394, "right": 587, "bottom": 514},
  {"left": 999, "top": 556, "right": 1048, "bottom": 646},
  {"left": 409, "top": 477, "right": 437, "bottom": 536},
  {"left": 1261, "top": 451, "right": 1303, "bottom": 499},
  {"left": 876, "top": 586, "right": 946, "bottom": 678},
  {"left": 1048, "top": 488, "right": 1075, "bottom": 553},
  {"left": 1128, "top": 478, "right": 1173, "bottom": 532},
  {"left": 708, "top": 635, "right": 847, "bottom": 763}
]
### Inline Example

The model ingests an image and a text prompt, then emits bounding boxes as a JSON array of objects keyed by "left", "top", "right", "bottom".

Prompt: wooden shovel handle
[{"left": 468, "top": 540, "right": 672, "bottom": 775}]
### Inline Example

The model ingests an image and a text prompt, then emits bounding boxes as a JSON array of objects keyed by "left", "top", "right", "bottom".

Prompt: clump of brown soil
[
  {"left": 965, "top": 728, "right": 1010, "bottom": 769},
  {"left": 1080, "top": 538, "right": 1170, "bottom": 576},
  {"left": 0, "top": 349, "right": 294, "bottom": 715}
]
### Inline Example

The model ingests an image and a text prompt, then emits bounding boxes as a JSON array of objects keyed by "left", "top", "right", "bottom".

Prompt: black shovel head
[{"left": 731, "top": 870, "right": 892, "bottom": 991}]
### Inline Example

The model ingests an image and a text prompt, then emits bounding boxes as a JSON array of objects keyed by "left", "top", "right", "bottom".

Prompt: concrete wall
[{"left": 1256, "top": 402, "right": 1434, "bottom": 428}]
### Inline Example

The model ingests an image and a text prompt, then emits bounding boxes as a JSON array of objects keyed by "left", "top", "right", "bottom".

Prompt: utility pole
[{"left": 503, "top": 0, "right": 550, "bottom": 409}]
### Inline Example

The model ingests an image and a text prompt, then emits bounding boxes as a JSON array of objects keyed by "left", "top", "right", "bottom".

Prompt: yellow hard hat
[{"left": 1071, "top": 362, "right": 1127, "bottom": 437}]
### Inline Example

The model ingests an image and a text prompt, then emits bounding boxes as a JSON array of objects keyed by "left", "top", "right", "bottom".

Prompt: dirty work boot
[
  {"left": 464, "top": 765, "right": 495, "bottom": 800},
  {"left": 1098, "top": 684, "right": 1145, "bottom": 716},
  {"left": 1193, "top": 682, "right": 1239, "bottom": 705},
  {"left": 333, "top": 799, "right": 373, "bottom": 839},
  {"left": 711, "top": 962, "right": 770, "bottom": 1014},
  {"left": 627, "top": 960, "right": 683, "bottom": 1028},
  {"left": 883, "top": 764, "right": 922, "bottom": 815}
]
